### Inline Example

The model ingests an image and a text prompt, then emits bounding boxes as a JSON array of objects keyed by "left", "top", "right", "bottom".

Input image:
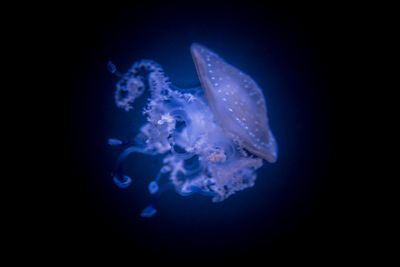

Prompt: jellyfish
[{"left": 108, "top": 43, "right": 278, "bottom": 217}]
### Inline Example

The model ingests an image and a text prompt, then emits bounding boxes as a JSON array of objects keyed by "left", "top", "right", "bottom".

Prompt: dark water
[{"left": 55, "top": 2, "right": 349, "bottom": 262}]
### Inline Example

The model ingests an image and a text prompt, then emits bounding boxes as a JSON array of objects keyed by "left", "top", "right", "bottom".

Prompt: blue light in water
[{"left": 108, "top": 43, "right": 278, "bottom": 217}]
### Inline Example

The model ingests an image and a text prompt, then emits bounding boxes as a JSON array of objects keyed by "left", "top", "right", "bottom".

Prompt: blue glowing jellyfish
[{"left": 108, "top": 43, "right": 278, "bottom": 217}]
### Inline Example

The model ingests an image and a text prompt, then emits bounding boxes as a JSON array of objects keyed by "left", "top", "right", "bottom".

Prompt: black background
[{"left": 24, "top": 1, "right": 369, "bottom": 263}]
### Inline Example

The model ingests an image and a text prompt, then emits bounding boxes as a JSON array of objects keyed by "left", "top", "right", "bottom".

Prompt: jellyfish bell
[
  {"left": 190, "top": 43, "right": 277, "bottom": 163},
  {"left": 108, "top": 43, "right": 278, "bottom": 217}
]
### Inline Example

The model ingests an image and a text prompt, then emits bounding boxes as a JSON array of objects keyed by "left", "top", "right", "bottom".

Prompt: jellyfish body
[
  {"left": 109, "top": 43, "right": 277, "bottom": 217},
  {"left": 191, "top": 43, "right": 277, "bottom": 163}
]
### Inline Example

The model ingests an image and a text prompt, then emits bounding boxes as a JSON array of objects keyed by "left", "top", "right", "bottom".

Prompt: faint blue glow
[{"left": 108, "top": 43, "right": 278, "bottom": 217}]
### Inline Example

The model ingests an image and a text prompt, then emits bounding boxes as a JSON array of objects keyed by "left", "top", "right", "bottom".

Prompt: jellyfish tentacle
[
  {"left": 114, "top": 60, "right": 170, "bottom": 111},
  {"left": 189, "top": 185, "right": 219, "bottom": 197},
  {"left": 107, "top": 138, "right": 136, "bottom": 146},
  {"left": 112, "top": 146, "right": 157, "bottom": 188},
  {"left": 140, "top": 204, "right": 157, "bottom": 218},
  {"left": 108, "top": 138, "right": 123, "bottom": 146},
  {"left": 177, "top": 185, "right": 219, "bottom": 197},
  {"left": 113, "top": 175, "right": 131, "bottom": 188},
  {"left": 148, "top": 166, "right": 170, "bottom": 194},
  {"left": 107, "top": 61, "right": 123, "bottom": 77},
  {"left": 141, "top": 182, "right": 175, "bottom": 218},
  {"left": 148, "top": 181, "right": 159, "bottom": 194},
  {"left": 169, "top": 84, "right": 201, "bottom": 94}
]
